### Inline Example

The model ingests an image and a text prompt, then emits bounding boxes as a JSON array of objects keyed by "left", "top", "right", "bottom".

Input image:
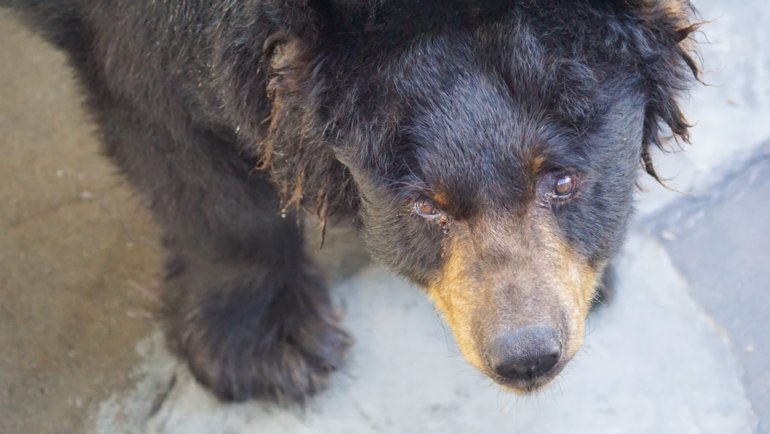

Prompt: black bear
[{"left": 3, "top": 0, "right": 699, "bottom": 404}]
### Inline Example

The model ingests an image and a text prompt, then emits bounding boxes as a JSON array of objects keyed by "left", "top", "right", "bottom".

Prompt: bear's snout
[{"left": 484, "top": 327, "right": 562, "bottom": 382}]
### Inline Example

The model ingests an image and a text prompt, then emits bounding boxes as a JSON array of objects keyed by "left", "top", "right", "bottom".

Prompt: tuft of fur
[{"left": 617, "top": 0, "right": 702, "bottom": 182}]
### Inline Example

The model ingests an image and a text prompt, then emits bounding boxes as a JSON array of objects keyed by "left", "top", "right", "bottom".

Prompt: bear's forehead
[
  {"left": 338, "top": 14, "right": 636, "bottom": 214},
  {"left": 380, "top": 25, "right": 559, "bottom": 108},
  {"left": 393, "top": 55, "right": 591, "bottom": 213}
]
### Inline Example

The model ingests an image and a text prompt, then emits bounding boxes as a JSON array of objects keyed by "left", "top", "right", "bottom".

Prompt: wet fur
[{"left": 4, "top": 0, "right": 699, "bottom": 403}]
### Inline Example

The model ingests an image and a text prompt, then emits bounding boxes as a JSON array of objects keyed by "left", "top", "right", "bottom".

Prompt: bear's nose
[{"left": 484, "top": 327, "right": 561, "bottom": 380}]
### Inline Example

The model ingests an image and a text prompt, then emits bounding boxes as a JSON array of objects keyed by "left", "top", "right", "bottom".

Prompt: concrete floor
[{"left": 0, "top": 1, "right": 768, "bottom": 433}]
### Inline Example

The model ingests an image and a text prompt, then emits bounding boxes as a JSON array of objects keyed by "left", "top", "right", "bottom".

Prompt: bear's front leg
[
  {"left": 162, "top": 251, "right": 351, "bottom": 404},
  {"left": 93, "top": 104, "right": 351, "bottom": 404}
]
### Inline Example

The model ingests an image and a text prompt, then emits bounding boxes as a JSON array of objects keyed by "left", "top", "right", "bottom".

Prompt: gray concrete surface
[
  {"left": 1, "top": 0, "right": 769, "bottom": 433},
  {"left": 0, "top": 10, "right": 162, "bottom": 434},
  {"left": 646, "top": 143, "right": 770, "bottom": 433}
]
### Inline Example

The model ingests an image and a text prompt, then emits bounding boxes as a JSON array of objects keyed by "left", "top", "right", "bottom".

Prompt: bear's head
[{"left": 250, "top": 0, "right": 699, "bottom": 393}]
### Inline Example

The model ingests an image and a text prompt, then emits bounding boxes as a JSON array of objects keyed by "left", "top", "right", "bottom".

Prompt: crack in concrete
[
  {"left": 4, "top": 189, "right": 158, "bottom": 249},
  {"left": 5, "top": 197, "right": 80, "bottom": 229}
]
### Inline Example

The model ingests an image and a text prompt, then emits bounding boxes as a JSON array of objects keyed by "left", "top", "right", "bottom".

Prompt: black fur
[{"left": 3, "top": 0, "right": 699, "bottom": 403}]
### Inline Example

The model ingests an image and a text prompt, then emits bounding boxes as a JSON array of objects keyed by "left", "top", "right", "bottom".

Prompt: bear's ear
[
  {"left": 262, "top": 0, "right": 391, "bottom": 45},
  {"left": 257, "top": 0, "right": 364, "bottom": 231},
  {"left": 611, "top": 0, "right": 701, "bottom": 183},
  {"left": 260, "top": 0, "right": 336, "bottom": 45}
]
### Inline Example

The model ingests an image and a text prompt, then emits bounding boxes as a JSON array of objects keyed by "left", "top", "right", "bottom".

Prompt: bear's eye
[
  {"left": 553, "top": 174, "right": 578, "bottom": 197},
  {"left": 414, "top": 199, "right": 439, "bottom": 217}
]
